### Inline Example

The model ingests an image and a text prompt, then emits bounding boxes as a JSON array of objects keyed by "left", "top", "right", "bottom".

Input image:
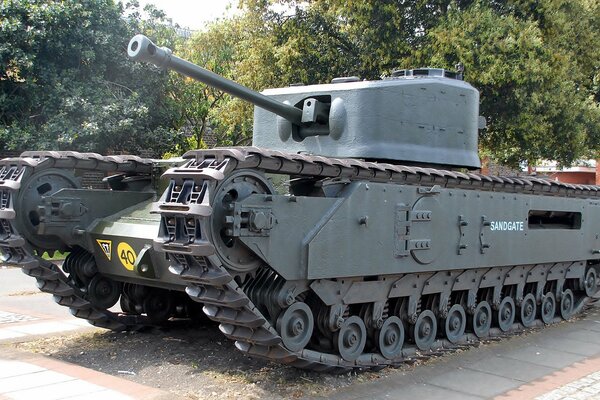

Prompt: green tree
[
  {"left": 209, "top": 11, "right": 281, "bottom": 147},
  {"left": 424, "top": 1, "right": 599, "bottom": 166},
  {"left": 165, "top": 19, "right": 240, "bottom": 150},
  {"left": 238, "top": 0, "right": 468, "bottom": 83},
  {"left": 164, "top": 12, "right": 283, "bottom": 151},
  {"left": 0, "top": 0, "right": 185, "bottom": 155}
]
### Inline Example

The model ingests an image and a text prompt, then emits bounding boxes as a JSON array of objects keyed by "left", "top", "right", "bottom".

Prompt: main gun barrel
[{"left": 127, "top": 35, "right": 304, "bottom": 125}]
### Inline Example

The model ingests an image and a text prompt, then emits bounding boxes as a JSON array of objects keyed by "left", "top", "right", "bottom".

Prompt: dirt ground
[{"left": 12, "top": 320, "right": 418, "bottom": 399}]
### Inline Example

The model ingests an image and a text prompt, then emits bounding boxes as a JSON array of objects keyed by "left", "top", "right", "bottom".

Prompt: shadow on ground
[{"left": 14, "top": 320, "right": 401, "bottom": 399}]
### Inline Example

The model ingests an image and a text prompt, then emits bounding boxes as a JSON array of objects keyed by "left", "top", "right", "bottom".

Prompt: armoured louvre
[{"left": 0, "top": 33, "right": 597, "bottom": 372}]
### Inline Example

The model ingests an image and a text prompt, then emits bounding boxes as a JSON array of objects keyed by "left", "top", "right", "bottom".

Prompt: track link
[
  {"left": 0, "top": 151, "right": 154, "bottom": 330},
  {"left": 157, "top": 147, "right": 600, "bottom": 372}
]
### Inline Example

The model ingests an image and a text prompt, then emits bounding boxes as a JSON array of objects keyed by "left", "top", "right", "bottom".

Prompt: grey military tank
[{"left": 0, "top": 33, "right": 598, "bottom": 372}]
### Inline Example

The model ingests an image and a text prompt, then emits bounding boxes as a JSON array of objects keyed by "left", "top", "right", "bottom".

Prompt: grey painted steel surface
[
  {"left": 255, "top": 78, "right": 481, "bottom": 168},
  {"left": 238, "top": 182, "right": 600, "bottom": 280},
  {"left": 142, "top": 147, "right": 598, "bottom": 370},
  {"left": 88, "top": 200, "right": 184, "bottom": 290},
  {"left": 0, "top": 153, "right": 202, "bottom": 330}
]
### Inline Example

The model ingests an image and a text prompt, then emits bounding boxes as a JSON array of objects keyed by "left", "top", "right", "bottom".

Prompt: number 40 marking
[{"left": 116, "top": 242, "right": 137, "bottom": 271}]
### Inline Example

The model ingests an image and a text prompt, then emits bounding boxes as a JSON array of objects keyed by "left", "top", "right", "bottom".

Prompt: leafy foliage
[
  {"left": 424, "top": 2, "right": 599, "bottom": 165},
  {"left": 0, "top": 0, "right": 184, "bottom": 155},
  {"left": 165, "top": 11, "right": 285, "bottom": 150},
  {"left": 1, "top": 0, "right": 598, "bottom": 166},
  {"left": 166, "top": 19, "right": 243, "bottom": 150}
]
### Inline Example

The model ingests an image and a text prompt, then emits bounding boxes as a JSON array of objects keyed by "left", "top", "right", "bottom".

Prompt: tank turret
[{"left": 128, "top": 34, "right": 482, "bottom": 169}]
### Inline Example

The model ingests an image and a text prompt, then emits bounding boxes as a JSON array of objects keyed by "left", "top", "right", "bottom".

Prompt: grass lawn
[{"left": 40, "top": 251, "right": 69, "bottom": 261}]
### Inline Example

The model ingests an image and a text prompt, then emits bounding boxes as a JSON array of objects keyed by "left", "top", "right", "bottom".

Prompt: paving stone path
[{"left": 536, "top": 371, "right": 600, "bottom": 400}]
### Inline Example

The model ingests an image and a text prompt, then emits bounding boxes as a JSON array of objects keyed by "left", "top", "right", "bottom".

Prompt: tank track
[
  {"left": 0, "top": 151, "right": 155, "bottom": 330},
  {"left": 157, "top": 147, "right": 600, "bottom": 372}
]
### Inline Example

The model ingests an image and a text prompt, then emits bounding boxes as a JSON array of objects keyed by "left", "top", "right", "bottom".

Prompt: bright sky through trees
[{"left": 137, "top": 0, "right": 237, "bottom": 30}]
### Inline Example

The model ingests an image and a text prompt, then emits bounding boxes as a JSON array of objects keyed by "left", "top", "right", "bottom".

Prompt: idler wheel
[
  {"left": 495, "top": 296, "right": 515, "bottom": 332},
  {"left": 87, "top": 275, "right": 121, "bottom": 309},
  {"left": 276, "top": 302, "right": 314, "bottom": 352},
  {"left": 540, "top": 292, "right": 556, "bottom": 324},
  {"left": 411, "top": 310, "right": 437, "bottom": 351},
  {"left": 210, "top": 170, "right": 275, "bottom": 274},
  {"left": 471, "top": 301, "right": 492, "bottom": 338},
  {"left": 584, "top": 268, "right": 598, "bottom": 297},
  {"left": 376, "top": 316, "right": 404, "bottom": 359},
  {"left": 334, "top": 316, "right": 367, "bottom": 361},
  {"left": 443, "top": 304, "right": 466, "bottom": 344},
  {"left": 143, "top": 292, "right": 174, "bottom": 323},
  {"left": 560, "top": 289, "right": 575, "bottom": 320},
  {"left": 519, "top": 293, "right": 537, "bottom": 327},
  {"left": 16, "top": 169, "right": 80, "bottom": 251}
]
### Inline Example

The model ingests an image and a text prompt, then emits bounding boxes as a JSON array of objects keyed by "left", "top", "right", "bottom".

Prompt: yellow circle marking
[{"left": 117, "top": 242, "right": 137, "bottom": 271}]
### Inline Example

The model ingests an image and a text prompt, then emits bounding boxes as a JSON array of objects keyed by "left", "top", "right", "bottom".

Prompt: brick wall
[{"left": 549, "top": 171, "right": 596, "bottom": 185}]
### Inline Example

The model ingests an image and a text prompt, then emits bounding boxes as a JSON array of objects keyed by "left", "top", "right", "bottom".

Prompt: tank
[{"left": 0, "top": 34, "right": 598, "bottom": 372}]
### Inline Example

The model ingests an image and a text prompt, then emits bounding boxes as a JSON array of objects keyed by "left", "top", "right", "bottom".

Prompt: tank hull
[
  {"left": 1, "top": 149, "right": 598, "bottom": 370},
  {"left": 0, "top": 153, "right": 194, "bottom": 330},
  {"left": 89, "top": 200, "right": 185, "bottom": 290},
  {"left": 146, "top": 147, "right": 600, "bottom": 370},
  {"left": 238, "top": 181, "right": 599, "bottom": 281}
]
